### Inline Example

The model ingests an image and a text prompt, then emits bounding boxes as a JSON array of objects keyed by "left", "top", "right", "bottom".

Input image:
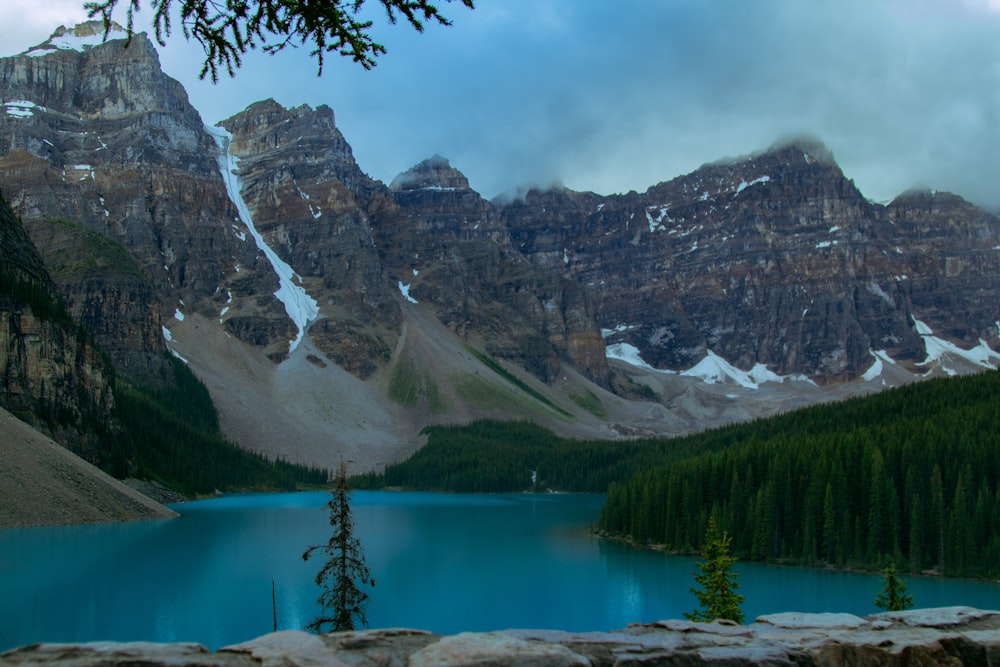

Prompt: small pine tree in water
[
  {"left": 685, "top": 516, "right": 745, "bottom": 624},
  {"left": 302, "top": 462, "right": 375, "bottom": 632},
  {"left": 874, "top": 564, "right": 914, "bottom": 612}
]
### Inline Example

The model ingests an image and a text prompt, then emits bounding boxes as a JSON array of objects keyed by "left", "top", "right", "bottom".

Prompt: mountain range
[{"left": 2, "top": 22, "right": 999, "bottom": 474}]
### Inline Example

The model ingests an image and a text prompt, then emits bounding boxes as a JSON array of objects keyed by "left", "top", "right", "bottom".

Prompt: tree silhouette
[
  {"left": 686, "top": 516, "right": 745, "bottom": 624},
  {"left": 874, "top": 564, "right": 914, "bottom": 612},
  {"left": 302, "top": 461, "right": 375, "bottom": 632},
  {"left": 84, "top": 0, "right": 475, "bottom": 81}
]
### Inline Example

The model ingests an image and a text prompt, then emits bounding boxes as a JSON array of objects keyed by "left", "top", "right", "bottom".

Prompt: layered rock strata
[
  {"left": 0, "top": 191, "right": 114, "bottom": 460},
  {"left": 385, "top": 155, "right": 609, "bottom": 384},
  {"left": 498, "top": 141, "right": 1000, "bottom": 382},
  {"left": 0, "top": 23, "right": 273, "bottom": 377}
]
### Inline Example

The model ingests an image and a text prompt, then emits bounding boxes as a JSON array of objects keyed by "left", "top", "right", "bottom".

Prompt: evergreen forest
[
  {"left": 352, "top": 419, "right": 723, "bottom": 493},
  {"left": 358, "top": 372, "right": 1000, "bottom": 579},
  {"left": 597, "top": 372, "right": 1000, "bottom": 579}
]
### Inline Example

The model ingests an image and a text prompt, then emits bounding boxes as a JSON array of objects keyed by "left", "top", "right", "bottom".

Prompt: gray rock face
[
  {"left": 217, "top": 99, "right": 398, "bottom": 367},
  {"left": 0, "top": 192, "right": 114, "bottom": 460},
  {"left": 384, "top": 156, "right": 609, "bottom": 384},
  {"left": 498, "top": 140, "right": 1000, "bottom": 382},
  {"left": 216, "top": 100, "right": 609, "bottom": 383},
  {"left": 3, "top": 607, "right": 998, "bottom": 666},
  {"left": 0, "top": 22, "right": 264, "bottom": 380}
]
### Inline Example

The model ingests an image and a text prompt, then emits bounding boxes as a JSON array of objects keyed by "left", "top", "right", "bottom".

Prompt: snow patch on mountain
[
  {"left": 862, "top": 349, "right": 897, "bottom": 383},
  {"left": 646, "top": 206, "right": 671, "bottom": 233},
  {"left": 682, "top": 351, "right": 764, "bottom": 389},
  {"left": 24, "top": 23, "right": 127, "bottom": 57},
  {"left": 208, "top": 124, "right": 318, "bottom": 353},
  {"left": 913, "top": 318, "right": 1000, "bottom": 375},
  {"left": 605, "top": 342, "right": 672, "bottom": 372},
  {"left": 866, "top": 281, "right": 893, "bottom": 305},
  {"left": 4, "top": 100, "right": 41, "bottom": 118},
  {"left": 601, "top": 324, "right": 642, "bottom": 339},
  {"left": 735, "top": 175, "right": 770, "bottom": 195},
  {"left": 682, "top": 351, "right": 814, "bottom": 388},
  {"left": 606, "top": 344, "right": 811, "bottom": 388},
  {"left": 398, "top": 281, "right": 418, "bottom": 304}
]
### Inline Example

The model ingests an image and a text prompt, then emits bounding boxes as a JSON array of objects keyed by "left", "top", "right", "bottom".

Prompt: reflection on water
[{"left": 1, "top": 491, "right": 998, "bottom": 650}]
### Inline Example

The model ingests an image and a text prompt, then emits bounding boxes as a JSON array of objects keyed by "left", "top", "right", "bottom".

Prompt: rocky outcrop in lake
[{"left": 3, "top": 607, "right": 997, "bottom": 666}]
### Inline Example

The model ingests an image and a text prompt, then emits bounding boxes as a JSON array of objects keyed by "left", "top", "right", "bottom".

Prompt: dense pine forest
[
  {"left": 352, "top": 420, "right": 724, "bottom": 493},
  {"left": 358, "top": 372, "right": 1000, "bottom": 579},
  {"left": 597, "top": 372, "right": 1000, "bottom": 579}
]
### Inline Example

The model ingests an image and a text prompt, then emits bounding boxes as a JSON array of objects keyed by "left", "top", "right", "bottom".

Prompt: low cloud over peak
[{"left": 3, "top": 0, "right": 999, "bottom": 210}]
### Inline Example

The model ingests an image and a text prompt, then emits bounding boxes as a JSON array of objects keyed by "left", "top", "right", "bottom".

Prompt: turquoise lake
[{"left": 2, "top": 490, "right": 999, "bottom": 651}]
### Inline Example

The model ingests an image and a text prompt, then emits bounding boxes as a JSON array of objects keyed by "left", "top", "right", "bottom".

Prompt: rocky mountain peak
[
  {"left": 888, "top": 188, "right": 974, "bottom": 213},
  {"left": 765, "top": 136, "right": 837, "bottom": 166},
  {"left": 224, "top": 99, "right": 338, "bottom": 135},
  {"left": 21, "top": 20, "right": 128, "bottom": 58},
  {"left": 3, "top": 21, "right": 1000, "bottom": 474},
  {"left": 390, "top": 155, "right": 471, "bottom": 192}
]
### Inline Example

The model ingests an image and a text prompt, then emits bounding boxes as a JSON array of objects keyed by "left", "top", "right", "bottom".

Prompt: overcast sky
[{"left": 2, "top": 0, "right": 999, "bottom": 209}]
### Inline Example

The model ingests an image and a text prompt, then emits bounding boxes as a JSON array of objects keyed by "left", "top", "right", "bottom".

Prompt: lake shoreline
[{"left": 593, "top": 529, "right": 1000, "bottom": 585}]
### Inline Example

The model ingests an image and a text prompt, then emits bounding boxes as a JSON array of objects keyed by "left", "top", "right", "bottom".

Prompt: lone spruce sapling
[
  {"left": 685, "top": 516, "right": 745, "bottom": 624},
  {"left": 874, "top": 564, "right": 914, "bottom": 612},
  {"left": 302, "top": 461, "right": 375, "bottom": 632}
]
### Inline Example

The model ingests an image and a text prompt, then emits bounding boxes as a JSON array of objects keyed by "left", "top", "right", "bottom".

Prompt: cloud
[
  {"left": 0, "top": 0, "right": 88, "bottom": 51},
  {"left": 2, "top": 0, "right": 1000, "bottom": 210}
]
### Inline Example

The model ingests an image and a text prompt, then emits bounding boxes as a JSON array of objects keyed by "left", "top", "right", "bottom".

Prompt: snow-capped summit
[{"left": 23, "top": 21, "right": 128, "bottom": 58}]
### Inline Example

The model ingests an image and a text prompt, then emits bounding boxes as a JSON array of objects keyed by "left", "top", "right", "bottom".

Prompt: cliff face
[
  {"left": 0, "top": 22, "right": 270, "bottom": 379},
  {"left": 499, "top": 141, "right": 1000, "bottom": 381},
  {"left": 25, "top": 216, "right": 166, "bottom": 379},
  {"left": 885, "top": 190, "right": 1000, "bottom": 345},
  {"left": 217, "top": 100, "right": 398, "bottom": 370},
  {"left": 0, "top": 191, "right": 114, "bottom": 461},
  {"left": 384, "top": 156, "right": 608, "bottom": 384},
  {"left": 218, "top": 102, "right": 609, "bottom": 384}
]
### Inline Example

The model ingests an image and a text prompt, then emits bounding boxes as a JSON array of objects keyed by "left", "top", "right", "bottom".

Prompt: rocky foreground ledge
[{"left": 3, "top": 607, "right": 998, "bottom": 666}]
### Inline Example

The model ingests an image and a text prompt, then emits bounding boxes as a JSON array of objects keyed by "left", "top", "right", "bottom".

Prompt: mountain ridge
[{"left": 2, "top": 24, "right": 998, "bottom": 475}]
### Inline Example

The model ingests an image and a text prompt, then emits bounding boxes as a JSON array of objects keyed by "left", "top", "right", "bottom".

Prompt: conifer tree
[
  {"left": 874, "top": 564, "right": 914, "bottom": 612},
  {"left": 85, "top": 0, "right": 475, "bottom": 81},
  {"left": 302, "top": 462, "right": 375, "bottom": 632},
  {"left": 686, "top": 516, "right": 745, "bottom": 623}
]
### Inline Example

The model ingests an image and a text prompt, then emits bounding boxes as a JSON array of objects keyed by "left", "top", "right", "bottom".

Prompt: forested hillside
[
  {"left": 597, "top": 371, "right": 1000, "bottom": 578},
  {"left": 352, "top": 420, "right": 723, "bottom": 493},
  {"left": 358, "top": 372, "right": 1000, "bottom": 579}
]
